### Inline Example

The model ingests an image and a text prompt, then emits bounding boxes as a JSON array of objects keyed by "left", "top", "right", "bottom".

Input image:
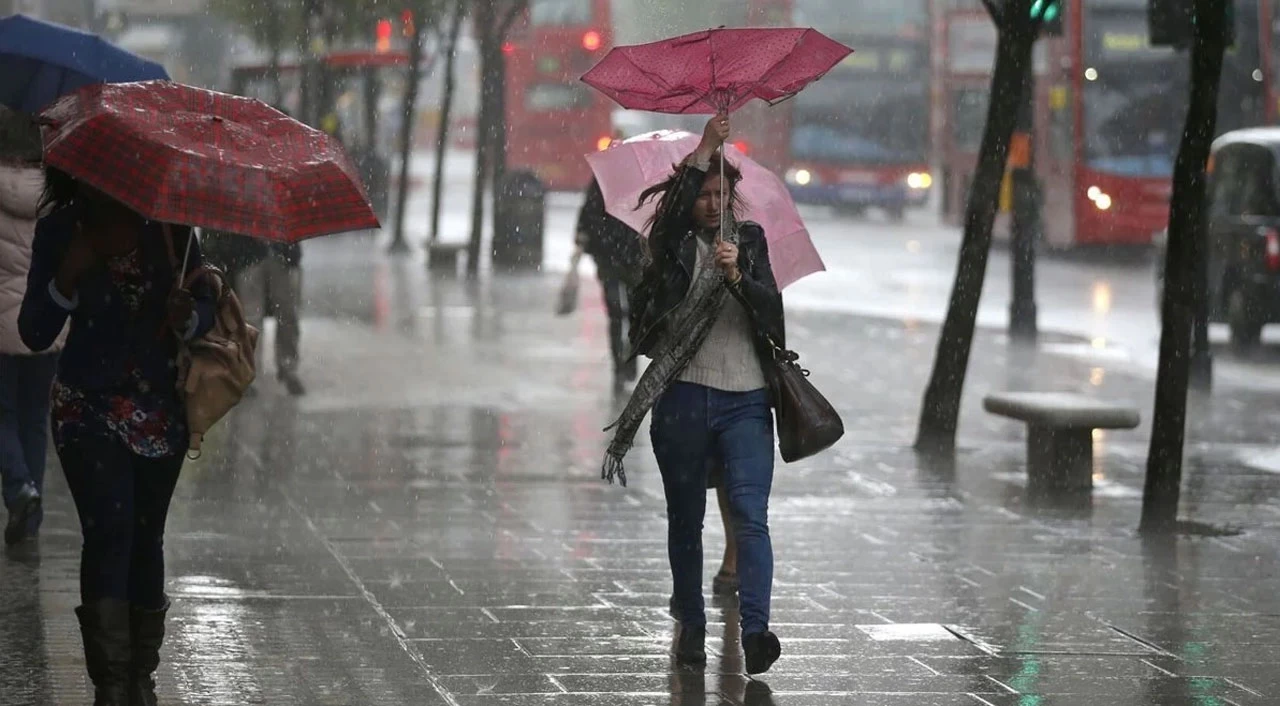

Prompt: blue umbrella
[{"left": 0, "top": 14, "right": 169, "bottom": 113}]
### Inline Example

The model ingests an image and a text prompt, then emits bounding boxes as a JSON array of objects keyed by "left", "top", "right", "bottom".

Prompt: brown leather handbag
[
  {"left": 164, "top": 226, "right": 260, "bottom": 458},
  {"left": 768, "top": 344, "right": 844, "bottom": 462},
  {"left": 728, "top": 285, "right": 844, "bottom": 463}
]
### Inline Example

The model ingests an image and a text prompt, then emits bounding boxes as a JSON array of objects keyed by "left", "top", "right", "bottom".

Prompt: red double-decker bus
[
  {"left": 738, "top": 0, "right": 934, "bottom": 221},
  {"left": 938, "top": 0, "right": 1272, "bottom": 248},
  {"left": 504, "top": 0, "right": 614, "bottom": 191}
]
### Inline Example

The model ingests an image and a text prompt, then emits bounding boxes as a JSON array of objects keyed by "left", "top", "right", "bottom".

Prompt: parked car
[{"left": 1154, "top": 127, "right": 1280, "bottom": 350}]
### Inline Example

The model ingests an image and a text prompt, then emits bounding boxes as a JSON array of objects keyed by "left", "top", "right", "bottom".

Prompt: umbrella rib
[
  {"left": 616, "top": 49, "right": 680, "bottom": 101},
  {"left": 742, "top": 30, "right": 816, "bottom": 105}
]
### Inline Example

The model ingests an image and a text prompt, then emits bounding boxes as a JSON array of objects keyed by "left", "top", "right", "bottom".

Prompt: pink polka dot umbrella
[{"left": 581, "top": 27, "right": 853, "bottom": 115}]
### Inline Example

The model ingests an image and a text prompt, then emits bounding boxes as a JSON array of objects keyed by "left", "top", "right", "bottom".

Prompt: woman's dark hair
[
  {"left": 636, "top": 151, "right": 744, "bottom": 260},
  {"left": 638, "top": 151, "right": 744, "bottom": 227},
  {"left": 40, "top": 165, "right": 78, "bottom": 214}
]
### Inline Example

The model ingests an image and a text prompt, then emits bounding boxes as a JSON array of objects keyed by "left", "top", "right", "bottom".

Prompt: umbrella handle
[
  {"left": 720, "top": 149, "right": 725, "bottom": 243},
  {"left": 160, "top": 223, "right": 195, "bottom": 291},
  {"left": 180, "top": 229, "right": 194, "bottom": 278}
]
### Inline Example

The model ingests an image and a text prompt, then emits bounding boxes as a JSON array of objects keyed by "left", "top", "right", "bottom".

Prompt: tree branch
[
  {"left": 980, "top": 0, "right": 1003, "bottom": 25},
  {"left": 499, "top": 0, "right": 528, "bottom": 36}
]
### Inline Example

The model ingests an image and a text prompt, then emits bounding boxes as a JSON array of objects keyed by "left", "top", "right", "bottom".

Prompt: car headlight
[
  {"left": 785, "top": 168, "right": 814, "bottom": 186},
  {"left": 906, "top": 172, "right": 933, "bottom": 189}
]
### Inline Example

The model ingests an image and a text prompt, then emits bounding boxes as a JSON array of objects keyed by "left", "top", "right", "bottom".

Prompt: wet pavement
[{"left": 4, "top": 234, "right": 1280, "bottom": 705}]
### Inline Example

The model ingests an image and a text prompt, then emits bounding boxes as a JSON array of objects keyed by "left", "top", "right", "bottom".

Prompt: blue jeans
[
  {"left": 650, "top": 382, "right": 775, "bottom": 636},
  {"left": 0, "top": 352, "right": 58, "bottom": 530},
  {"left": 58, "top": 436, "right": 184, "bottom": 608}
]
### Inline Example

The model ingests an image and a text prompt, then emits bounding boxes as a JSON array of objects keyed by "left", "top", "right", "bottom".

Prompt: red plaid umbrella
[
  {"left": 581, "top": 27, "right": 852, "bottom": 114},
  {"left": 39, "top": 80, "right": 379, "bottom": 242}
]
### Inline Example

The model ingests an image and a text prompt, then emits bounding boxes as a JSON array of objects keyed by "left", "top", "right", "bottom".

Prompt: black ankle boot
[
  {"left": 76, "top": 599, "right": 132, "bottom": 706},
  {"left": 674, "top": 624, "right": 707, "bottom": 664},
  {"left": 130, "top": 600, "right": 169, "bottom": 706},
  {"left": 743, "top": 630, "right": 781, "bottom": 675}
]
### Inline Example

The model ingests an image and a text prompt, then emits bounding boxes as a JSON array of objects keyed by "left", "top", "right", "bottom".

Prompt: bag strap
[{"left": 724, "top": 278, "right": 798, "bottom": 364}]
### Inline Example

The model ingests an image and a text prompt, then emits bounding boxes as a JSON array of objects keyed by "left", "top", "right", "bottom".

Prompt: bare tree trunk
[
  {"left": 429, "top": 0, "right": 466, "bottom": 246},
  {"left": 488, "top": 42, "right": 509, "bottom": 245},
  {"left": 467, "top": 1, "right": 498, "bottom": 275},
  {"left": 390, "top": 10, "right": 428, "bottom": 254},
  {"left": 1141, "top": 0, "right": 1227, "bottom": 534},
  {"left": 490, "top": 1, "right": 525, "bottom": 195},
  {"left": 266, "top": 2, "right": 284, "bottom": 107},
  {"left": 915, "top": 8, "right": 1036, "bottom": 456}
]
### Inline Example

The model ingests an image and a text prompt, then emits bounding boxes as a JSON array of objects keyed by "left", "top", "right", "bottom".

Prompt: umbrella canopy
[
  {"left": 40, "top": 80, "right": 379, "bottom": 242},
  {"left": 585, "top": 130, "right": 824, "bottom": 290},
  {"left": 581, "top": 27, "right": 852, "bottom": 114},
  {"left": 0, "top": 14, "right": 169, "bottom": 113}
]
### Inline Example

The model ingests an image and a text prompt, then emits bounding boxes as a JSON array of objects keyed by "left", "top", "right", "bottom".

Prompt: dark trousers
[
  {"left": 0, "top": 352, "right": 58, "bottom": 530},
  {"left": 58, "top": 437, "right": 183, "bottom": 608},
  {"left": 600, "top": 277, "right": 636, "bottom": 379},
  {"left": 650, "top": 382, "right": 775, "bottom": 636}
]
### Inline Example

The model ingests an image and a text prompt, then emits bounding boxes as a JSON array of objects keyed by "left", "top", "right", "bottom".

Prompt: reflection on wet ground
[{"left": 3, "top": 236, "right": 1280, "bottom": 705}]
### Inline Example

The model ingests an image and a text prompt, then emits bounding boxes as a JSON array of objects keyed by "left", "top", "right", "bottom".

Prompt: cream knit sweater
[{"left": 675, "top": 234, "right": 767, "bottom": 392}]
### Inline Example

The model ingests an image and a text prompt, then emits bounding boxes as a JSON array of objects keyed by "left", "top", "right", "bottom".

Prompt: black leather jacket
[{"left": 627, "top": 163, "right": 785, "bottom": 377}]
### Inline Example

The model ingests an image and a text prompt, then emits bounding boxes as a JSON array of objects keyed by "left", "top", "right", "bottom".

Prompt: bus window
[
  {"left": 525, "top": 83, "right": 590, "bottom": 111},
  {"left": 531, "top": 0, "right": 592, "bottom": 26}
]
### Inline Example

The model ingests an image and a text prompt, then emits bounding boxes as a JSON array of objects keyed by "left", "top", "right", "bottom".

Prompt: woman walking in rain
[
  {"left": 19, "top": 168, "right": 216, "bottom": 706},
  {"left": 603, "top": 113, "right": 786, "bottom": 674},
  {"left": 0, "top": 141, "right": 62, "bottom": 546}
]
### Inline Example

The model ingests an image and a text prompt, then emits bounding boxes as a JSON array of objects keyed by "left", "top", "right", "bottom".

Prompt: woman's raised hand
[{"left": 695, "top": 113, "right": 730, "bottom": 162}]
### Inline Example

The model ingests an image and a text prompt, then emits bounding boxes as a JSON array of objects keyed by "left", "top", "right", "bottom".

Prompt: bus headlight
[
  {"left": 906, "top": 172, "right": 933, "bottom": 189},
  {"left": 1087, "top": 185, "right": 1113, "bottom": 210},
  {"left": 786, "top": 168, "right": 814, "bottom": 186}
]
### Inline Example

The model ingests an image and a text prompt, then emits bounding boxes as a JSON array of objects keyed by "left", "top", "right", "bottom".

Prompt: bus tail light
[
  {"left": 582, "top": 30, "right": 602, "bottom": 51},
  {"left": 1265, "top": 228, "right": 1280, "bottom": 271},
  {"left": 731, "top": 140, "right": 750, "bottom": 155}
]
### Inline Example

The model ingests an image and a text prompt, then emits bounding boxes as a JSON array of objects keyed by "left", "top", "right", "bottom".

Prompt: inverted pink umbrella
[
  {"left": 582, "top": 27, "right": 851, "bottom": 253},
  {"left": 585, "top": 130, "right": 823, "bottom": 289},
  {"left": 581, "top": 27, "right": 853, "bottom": 114}
]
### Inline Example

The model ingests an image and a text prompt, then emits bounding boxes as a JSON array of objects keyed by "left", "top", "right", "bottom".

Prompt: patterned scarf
[{"left": 601, "top": 229, "right": 731, "bottom": 487}]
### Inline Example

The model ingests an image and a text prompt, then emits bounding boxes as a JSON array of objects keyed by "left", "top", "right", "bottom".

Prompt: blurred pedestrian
[
  {"left": 19, "top": 167, "right": 218, "bottom": 705},
  {"left": 573, "top": 174, "right": 646, "bottom": 390},
  {"left": 209, "top": 230, "right": 306, "bottom": 396},
  {"left": 602, "top": 114, "right": 786, "bottom": 674},
  {"left": 0, "top": 153, "right": 63, "bottom": 546}
]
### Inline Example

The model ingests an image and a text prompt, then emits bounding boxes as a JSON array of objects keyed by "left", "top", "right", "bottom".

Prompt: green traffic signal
[{"left": 1030, "top": 0, "right": 1062, "bottom": 21}]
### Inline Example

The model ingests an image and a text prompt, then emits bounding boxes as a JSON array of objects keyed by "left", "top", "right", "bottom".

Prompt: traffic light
[
  {"left": 1031, "top": 0, "right": 1064, "bottom": 36},
  {"left": 375, "top": 18, "right": 392, "bottom": 53}
]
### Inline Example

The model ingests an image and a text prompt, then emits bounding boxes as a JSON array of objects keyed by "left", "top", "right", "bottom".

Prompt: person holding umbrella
[
  {"left": 22, "top": 78, "right": 378, "bottom": 705},
  {"left": 18, "top": 169, "right": 217, "bottom": 706},
  {"left": 603, "top": 113, "right": 785, "bottom": 673}
]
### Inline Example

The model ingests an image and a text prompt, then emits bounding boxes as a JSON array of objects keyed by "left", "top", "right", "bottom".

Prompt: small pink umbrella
[{"left": 585, "top": 129, "right": 824, "bottom": 290}]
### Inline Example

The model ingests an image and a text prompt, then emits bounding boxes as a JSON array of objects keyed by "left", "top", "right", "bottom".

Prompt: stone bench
[{"left": 983, "top": 392, "right": 1140, "bottom": 493}]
